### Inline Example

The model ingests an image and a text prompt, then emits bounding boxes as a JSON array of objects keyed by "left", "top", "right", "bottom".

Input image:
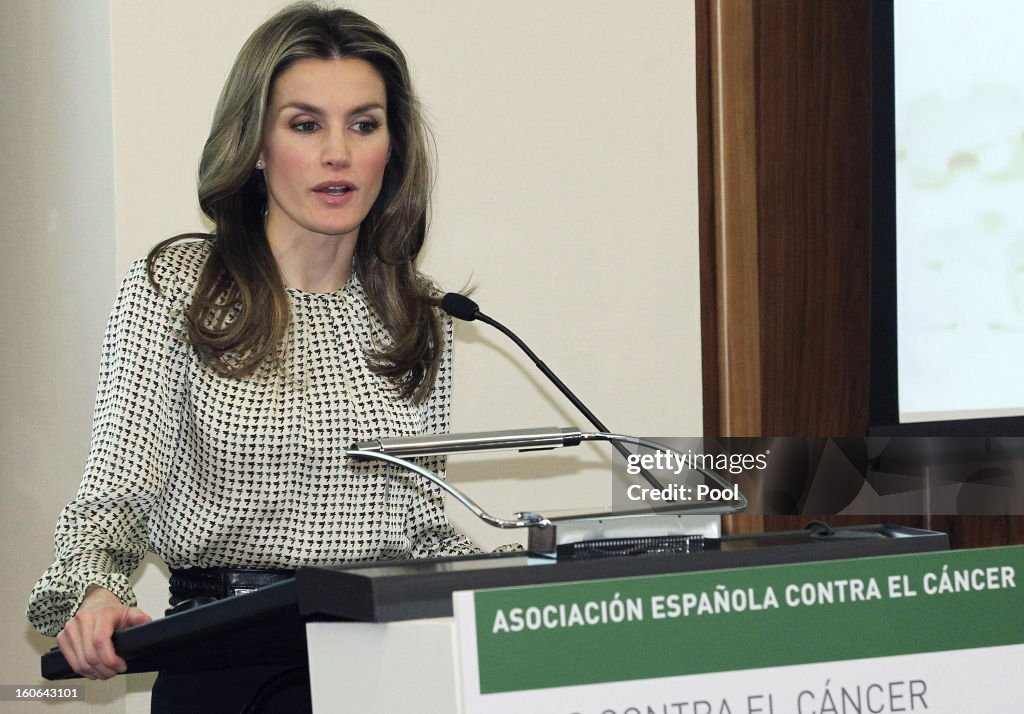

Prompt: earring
[{"left": 255, "top": 159, "right": 265, "bottom": 170}]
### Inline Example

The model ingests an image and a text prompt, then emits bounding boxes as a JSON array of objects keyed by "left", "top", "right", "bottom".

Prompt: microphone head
[{"left": 440, "top": 293, "right": 480, "bottom": 321}]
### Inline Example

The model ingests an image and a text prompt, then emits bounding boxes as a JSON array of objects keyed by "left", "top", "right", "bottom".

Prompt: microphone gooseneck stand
[{"left": 439, "top": 293, "right": 666, "bottom": 490}]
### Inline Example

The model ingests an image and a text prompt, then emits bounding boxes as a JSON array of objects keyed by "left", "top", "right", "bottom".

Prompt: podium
[{"left": 42, "top": 525, "right": 948, "bottom": 711}]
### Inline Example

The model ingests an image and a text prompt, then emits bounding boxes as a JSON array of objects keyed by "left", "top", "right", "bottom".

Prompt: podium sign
[{"left": 454, "top": 546, "right": 1024, "bottom": 713}]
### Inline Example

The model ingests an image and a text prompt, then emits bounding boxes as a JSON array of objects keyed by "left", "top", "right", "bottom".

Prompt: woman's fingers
[
  {"left": 86, "top": 610, "right": 127, "bottom": 677},
  {"left": 57, "top": 615, "right": 116, "bottom": 679},
  {"left": 57, "top": 601, "right": 150, "bottom": 679},
  {"left": 120, "top": 606, "right": 153, "bottom": 629},
  {"left": 55, "top": 624, "right": 85, "bottom": 678}
]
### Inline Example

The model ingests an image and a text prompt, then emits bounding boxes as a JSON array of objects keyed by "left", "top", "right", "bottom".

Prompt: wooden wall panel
[
  {"left": 698, "top": 0, "right": 871, "bottom": 439},
  {"left": 709, "top": 0, "right": 762, "bottom": 437},
  {"left": 756, "top": 0, "right": 872, "bottom": 436}
]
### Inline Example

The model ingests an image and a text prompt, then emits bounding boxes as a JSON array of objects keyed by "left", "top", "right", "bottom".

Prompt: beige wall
[
  {"left": 1, "top": 1, "right": 701, "bottom": 710},
  {"left": 1, "top": 1, "right": 127, "bottom": 709}
]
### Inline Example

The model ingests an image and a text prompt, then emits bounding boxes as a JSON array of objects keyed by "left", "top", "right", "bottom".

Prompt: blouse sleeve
[
  {"left": 405, "top": 314, "right": 481, "bottom": 558},
  {"left": 27, "top": 258, "right": 187, "bottom": 636}
]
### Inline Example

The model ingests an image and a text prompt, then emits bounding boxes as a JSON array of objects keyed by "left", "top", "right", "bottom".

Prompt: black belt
[{"left": 167, "top": 567, "right": 295, "bottom": 614}]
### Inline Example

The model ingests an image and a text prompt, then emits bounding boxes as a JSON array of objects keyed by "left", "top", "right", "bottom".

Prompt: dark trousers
[{"left": 151, "top": 663, "right": 312, "bottom": 713}]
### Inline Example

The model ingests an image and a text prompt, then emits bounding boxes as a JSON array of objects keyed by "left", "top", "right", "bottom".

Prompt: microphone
[
  {"left": 440, "top": 293, "right": 479, "bottom": 322},
  {"left": 441, "top": 293, "right": 608, "bottom": 434},
  {"left": 440, "top": 293, "right": 664, "bottom": 489}
]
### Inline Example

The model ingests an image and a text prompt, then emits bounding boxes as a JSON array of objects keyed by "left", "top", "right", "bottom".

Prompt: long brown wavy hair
[{"left": 148, "top": 2, "right": 442, "bottom": 403}]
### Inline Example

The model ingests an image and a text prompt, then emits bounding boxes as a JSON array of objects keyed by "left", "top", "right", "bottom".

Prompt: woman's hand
[{"left": 55, "top": 586, "right": 152, "bottom": 680}]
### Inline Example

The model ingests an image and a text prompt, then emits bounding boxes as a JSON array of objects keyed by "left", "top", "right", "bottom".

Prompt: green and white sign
[{"left": 454, "top": 545, "right": 1024, "bottom": 713}]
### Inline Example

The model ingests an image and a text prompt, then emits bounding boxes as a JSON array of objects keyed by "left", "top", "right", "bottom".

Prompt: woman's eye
[
  {"left": 291, "top": 120, "right": 319, "bottom": 133},
  {"left": 352, "top": 119, "right": 381, "bottom": 134}
]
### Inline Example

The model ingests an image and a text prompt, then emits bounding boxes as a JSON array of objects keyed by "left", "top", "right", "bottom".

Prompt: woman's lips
[{"left": 313, "top": 181, "right": 356, "bottom": 205}]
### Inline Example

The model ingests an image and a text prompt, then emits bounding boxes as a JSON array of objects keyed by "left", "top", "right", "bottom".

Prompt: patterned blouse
[{"left": 27, "top": 239, "right": 476, "bottom": 636}]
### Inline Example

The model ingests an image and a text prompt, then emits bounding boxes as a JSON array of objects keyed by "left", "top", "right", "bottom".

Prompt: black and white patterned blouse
[{"left": 27, "top": 239, "right": 476, "bottom": 636}]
